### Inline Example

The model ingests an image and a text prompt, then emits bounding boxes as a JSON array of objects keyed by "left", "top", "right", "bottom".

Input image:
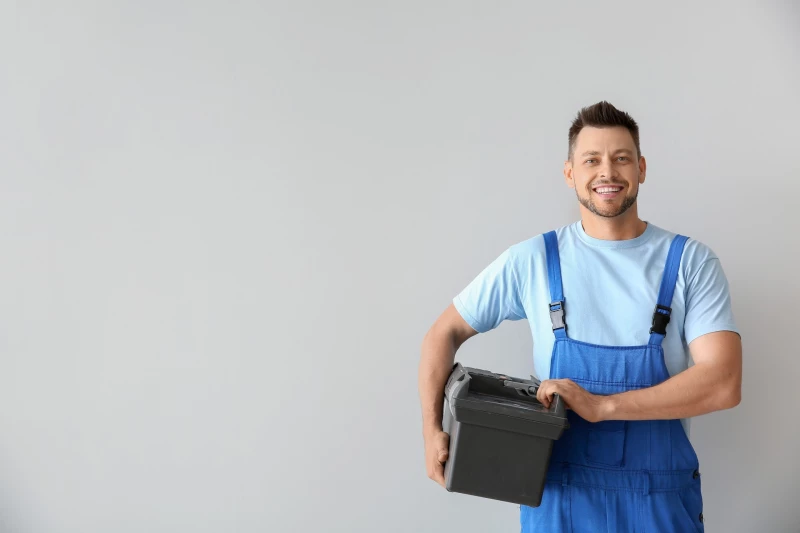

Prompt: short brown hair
[{"left": 568, "top": 101, "right": 641, "bottom": 161}]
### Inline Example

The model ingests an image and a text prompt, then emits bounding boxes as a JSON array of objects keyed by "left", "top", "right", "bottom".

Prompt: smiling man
[{"left": 418, "top": 101, "right": 742, "bottom": 532}]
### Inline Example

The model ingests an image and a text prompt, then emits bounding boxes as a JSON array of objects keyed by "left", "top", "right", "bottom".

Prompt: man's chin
[
  {"left": 580, "top": 201, "right": 621, "bottom": 218},
  {"left": 597, "top": 206, "right": 628, "bottom": 218},
  {"left": 578, "top": 195, "right": 637, "bottom": 219}
]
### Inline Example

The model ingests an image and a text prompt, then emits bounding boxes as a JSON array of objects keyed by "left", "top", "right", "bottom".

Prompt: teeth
[{"left": 595, "top": 187, "right": 621, "bottom": 193}]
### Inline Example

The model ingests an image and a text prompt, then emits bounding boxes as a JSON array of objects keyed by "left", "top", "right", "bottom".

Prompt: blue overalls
[{"left": 520, "top": 231, "right": 705, "bottom": 532}]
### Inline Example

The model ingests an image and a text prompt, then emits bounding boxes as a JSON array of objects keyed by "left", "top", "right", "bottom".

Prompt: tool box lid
[{"left": 444, "top": 363, "right": 568, "bottom": 428}]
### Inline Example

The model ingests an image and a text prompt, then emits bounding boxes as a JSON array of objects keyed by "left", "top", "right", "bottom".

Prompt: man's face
[{"left": 564, "top": 126, "right": 646, "bottom": 218}]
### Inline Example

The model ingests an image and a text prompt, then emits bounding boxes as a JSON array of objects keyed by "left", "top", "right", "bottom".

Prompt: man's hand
[
  {"left": 536, "top": 378, "right": 610, "bottom": 423},
  {"left": 424, "top": 430, "right": 450, "bottom": 487}
]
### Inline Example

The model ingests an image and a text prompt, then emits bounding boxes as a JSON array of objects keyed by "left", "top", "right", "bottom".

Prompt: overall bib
[{"left": 520, "top": 231, "right": 705, "bottom": 533}]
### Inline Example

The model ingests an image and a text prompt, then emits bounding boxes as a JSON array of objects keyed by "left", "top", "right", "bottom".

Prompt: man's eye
[
  {"left": 585, "top": 159, "right": 596, "bottom": 164},
  {"left": 617, "top": 157, "right": 629, "bottom": 161}
]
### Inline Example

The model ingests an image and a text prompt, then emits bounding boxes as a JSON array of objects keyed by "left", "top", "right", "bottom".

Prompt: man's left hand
[{"left": 536, "top": 379, "right": 611, "bottom": 423}]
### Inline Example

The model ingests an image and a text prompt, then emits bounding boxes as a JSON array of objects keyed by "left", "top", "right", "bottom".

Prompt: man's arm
[
  {"left": 419, "top": 304, "right": 478, "bottom": 486},
  {"left": 536, "top": 330, "right": 742, "bottom": 422}
]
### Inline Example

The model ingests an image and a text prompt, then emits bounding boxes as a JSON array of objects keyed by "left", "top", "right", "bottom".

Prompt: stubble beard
[{"left": 576, "top": 186, "right": 639, "bottom": 218}]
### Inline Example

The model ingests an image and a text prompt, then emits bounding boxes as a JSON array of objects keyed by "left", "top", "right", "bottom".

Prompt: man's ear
[
  {"left": 564, "top": 160, "right": 575, "bottom": 189},
  {"left": 638, "top": 156, "right": 647, "bottom": 184}
]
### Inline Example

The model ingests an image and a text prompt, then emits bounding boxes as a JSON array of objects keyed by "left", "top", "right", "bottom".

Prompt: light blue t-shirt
[{"left": 453, "top": 221, "right": 739, "bottom": 435}]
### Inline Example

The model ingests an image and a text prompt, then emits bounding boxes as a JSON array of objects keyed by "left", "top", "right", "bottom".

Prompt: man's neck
[{"left": 579, "top": 208, "right": 647, "bottom": 241}]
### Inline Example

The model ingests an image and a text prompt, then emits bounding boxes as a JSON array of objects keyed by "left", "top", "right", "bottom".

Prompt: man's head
[{"left": 563, "top": 101, "right": 646, "bottom": 219}]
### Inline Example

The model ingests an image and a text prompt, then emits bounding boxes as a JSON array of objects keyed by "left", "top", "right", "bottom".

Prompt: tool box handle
[{"left": 502, "top": 380, "right": 540, "bottom": 397}]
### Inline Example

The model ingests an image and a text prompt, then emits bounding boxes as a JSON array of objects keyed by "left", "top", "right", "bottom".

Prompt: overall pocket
[
  {"left": 586, "top": 420, "right": 626, "bottom": 467},
  {"left": 639, "top": 482, "right": 703, "bottom": 533}
]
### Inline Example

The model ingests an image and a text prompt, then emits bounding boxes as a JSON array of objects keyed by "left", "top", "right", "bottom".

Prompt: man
[{"left": 418, "top": 101, "right": 742, "bottom": 532}]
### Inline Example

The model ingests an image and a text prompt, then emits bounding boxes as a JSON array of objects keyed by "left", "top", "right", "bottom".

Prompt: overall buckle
[
  {"left": 650, "top": 304, "right": 672, "bottom": 335},
  {"left": 549, "top": 301, "right": 566, "bottom": 331}
]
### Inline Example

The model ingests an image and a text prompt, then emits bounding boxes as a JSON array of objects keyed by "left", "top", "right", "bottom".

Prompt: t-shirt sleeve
[
  {"left": 683, "top": 257, "right": 740, "bottom": 344},
  {"left": 452, "top": 247, "right": 526, "bottom": 334}
]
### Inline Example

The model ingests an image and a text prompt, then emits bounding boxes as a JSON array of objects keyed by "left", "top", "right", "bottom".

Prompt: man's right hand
[
  {"left": 424, "top": 430, "right": 450, "bottom": 487},
  {"left": 419, "top": 304, "right": 477, "bottom": 489}
]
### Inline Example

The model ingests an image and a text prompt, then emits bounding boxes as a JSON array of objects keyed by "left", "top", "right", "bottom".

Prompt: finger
[
  {"left": 546, "top": 385, "right": 559, "bottom": 404},
  {"left": 536, "top": 383, "right": 550, "bottom": 408},
  {"left": 434, "top": 461, "right": 446, "bottom": 487},
  {"left": 537, "top": 382, "right": 551, "bottom": 408},
  {"left": 436, "top": 433, "right": 449, "bottom": 463},
  {"left": 546, "top": 382, "right": 565, "bottom": 409}
]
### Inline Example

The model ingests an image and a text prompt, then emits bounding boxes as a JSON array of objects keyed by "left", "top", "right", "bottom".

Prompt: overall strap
[
  {"left": 648, "top": 234, "right": 690, "bottom": 346},
  {"left": 543, "top": 231, "right": 567, "bottom": 340}
]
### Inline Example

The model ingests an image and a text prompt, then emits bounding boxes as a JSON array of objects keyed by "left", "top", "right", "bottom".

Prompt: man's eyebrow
[{"left": 579, "top": 149, "right": 634, "bottom": 157}]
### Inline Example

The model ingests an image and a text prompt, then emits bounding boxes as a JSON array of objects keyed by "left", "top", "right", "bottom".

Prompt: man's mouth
[{"left": 592, "top": 185, "right": 624, "bottom": 198}]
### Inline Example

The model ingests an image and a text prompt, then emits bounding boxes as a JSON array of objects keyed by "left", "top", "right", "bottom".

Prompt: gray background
[{"left": 0, "top": 1, "right": 798, "bottom": 532}]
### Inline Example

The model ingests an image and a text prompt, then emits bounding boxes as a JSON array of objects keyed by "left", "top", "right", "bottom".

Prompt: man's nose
[{"left": 599, "top": 159, "right": 615, "bottom": 178}]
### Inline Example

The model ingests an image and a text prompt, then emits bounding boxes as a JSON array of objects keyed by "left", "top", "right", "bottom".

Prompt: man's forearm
[
  {"left": 419, "top": 330, "right": 458, "bottom": 437},
  {"left": 603, "top": 360, "right": 742, "bottom": 421}
]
